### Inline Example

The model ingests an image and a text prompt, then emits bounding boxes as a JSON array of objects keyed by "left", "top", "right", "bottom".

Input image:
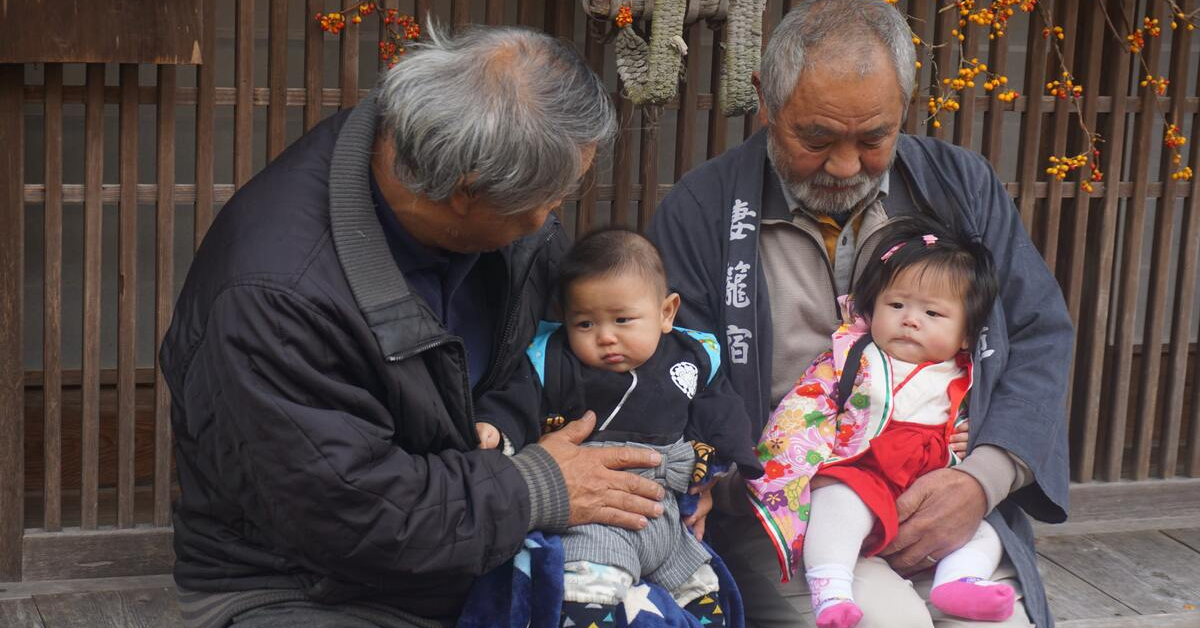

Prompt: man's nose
[{"left": 824, "top": 145, "right": 862, "bottom": 180}]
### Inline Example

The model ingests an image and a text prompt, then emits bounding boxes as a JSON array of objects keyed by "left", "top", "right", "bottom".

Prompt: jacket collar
[{"left": 329, "top": 89, "right": 556, "bottom": 362}]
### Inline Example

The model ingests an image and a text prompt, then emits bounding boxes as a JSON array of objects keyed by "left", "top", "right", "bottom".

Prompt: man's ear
[
  {"left": 660, "top": 292, "right": 682, "bottom": 332},
  {"left": 752, "top": 71, "right": 769, "bottom": 127},
  {"left": 447, "top": 185, "right": 474, "bottom": 218}
]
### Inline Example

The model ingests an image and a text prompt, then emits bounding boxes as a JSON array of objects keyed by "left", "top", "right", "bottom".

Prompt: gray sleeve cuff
[
  {"left": 955, "top": 445, "right": 1028, "bottom": 512},
  {"left": 511, "top": 444, "right": 570, "bottom": 533}
]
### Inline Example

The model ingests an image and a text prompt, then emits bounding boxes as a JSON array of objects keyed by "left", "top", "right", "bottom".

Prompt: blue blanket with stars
[{"left": 456, "top": 496, "right": 745, "bottom": 628}]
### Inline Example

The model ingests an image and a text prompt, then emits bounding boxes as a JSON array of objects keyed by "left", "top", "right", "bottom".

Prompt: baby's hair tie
[
  {"left": 922, "top": 234, "right": 939, "bottom": 247},
  {"left": 880, "top": 242, "right": 905, "bottom": 262}
]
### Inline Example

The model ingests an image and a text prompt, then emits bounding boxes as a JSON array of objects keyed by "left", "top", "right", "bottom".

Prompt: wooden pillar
[{"left": 0, "top": 62, "right": 25, "bottom": 581}]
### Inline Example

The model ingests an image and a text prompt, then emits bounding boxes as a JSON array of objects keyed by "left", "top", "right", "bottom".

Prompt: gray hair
[
  {"left": 760, "top": 0, "right": 916, "bottom": 120},
  {"left": 377, "top": 24, "right": 617, "bottom": 215}
]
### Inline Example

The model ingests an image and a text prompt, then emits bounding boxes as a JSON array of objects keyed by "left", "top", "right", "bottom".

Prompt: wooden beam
[
  {"left": 1057, "top": 615, "right": 1200, "bottom": 628},
  {"left": 117, "top": 63, "right": 139, "bottom": 530},
  {"left": 81, "top": 63, "right": 104, "bottom": 531},
  {"left": 1032, "top": 479, "right": 1200, "bottom": 538},
  {"left": 0, "top": 574, "right": 176, "bottom": 602},
  {"left": 41, "top": 63, "right": 64, "bottom": 533},
  {"left": 22, "top": 527, "right": 175, "bottom": 582},
  {"left": 0, "top": 62, "right": 25, "bottom": 582}
]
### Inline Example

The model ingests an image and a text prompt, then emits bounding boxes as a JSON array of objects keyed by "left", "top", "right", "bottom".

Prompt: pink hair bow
[{"left": 880, "top": 242, "right": 904, "bottom": 262}]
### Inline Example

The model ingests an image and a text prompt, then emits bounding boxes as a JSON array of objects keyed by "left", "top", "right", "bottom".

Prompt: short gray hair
[
  {"left": 377, "top": 24, "right": 617, "bottom": 215},
  {"left": 760, "top": 0, "right": 915, "bottom": 120}
]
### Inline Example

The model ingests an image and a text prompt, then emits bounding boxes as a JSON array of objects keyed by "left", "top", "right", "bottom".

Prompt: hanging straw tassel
[
  {"left": 614, "top": 0, "right": 688, "bottom": 106},
  {"left": 720, "top": 0, "right": 766, "bottom": 116}
]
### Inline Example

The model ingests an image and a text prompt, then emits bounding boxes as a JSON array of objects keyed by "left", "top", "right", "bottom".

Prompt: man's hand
[
  {"left": 683, "top": 481, "right": 715, "bottom": 542},
  {"left": 538, "top": 412, "right": 666, "bottom": 531},
  {"left": 879, "top": 468, "right": 986, "bottom": 575}
]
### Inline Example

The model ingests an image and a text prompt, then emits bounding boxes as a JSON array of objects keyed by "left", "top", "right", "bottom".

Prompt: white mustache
[{"left": 805, "top": 173, "right": 871, "bottom": 190}]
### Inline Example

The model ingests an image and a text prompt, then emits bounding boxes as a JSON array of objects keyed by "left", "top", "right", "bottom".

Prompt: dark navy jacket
[{"left": 160, "top": 94, "right": 567, "bottom": 618}]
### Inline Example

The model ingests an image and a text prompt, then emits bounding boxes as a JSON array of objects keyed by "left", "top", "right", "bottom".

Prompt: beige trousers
[{"left": 709, "top": 510, "right": 1035, "bottom": 628}]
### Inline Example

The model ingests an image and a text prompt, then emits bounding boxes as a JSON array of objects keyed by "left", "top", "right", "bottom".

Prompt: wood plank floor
[{"left": 2, "top": 481, "right": 1198, "bottom": 627}]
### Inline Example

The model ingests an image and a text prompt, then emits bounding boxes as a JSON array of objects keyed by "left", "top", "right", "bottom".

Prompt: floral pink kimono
[{"left": 745, "top": 312, "right": 971, "bottom": 582}]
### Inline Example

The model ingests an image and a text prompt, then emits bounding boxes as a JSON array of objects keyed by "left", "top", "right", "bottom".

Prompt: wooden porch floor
[{"left": 2, "top": 480, "right": 1198, "bottom": 628}]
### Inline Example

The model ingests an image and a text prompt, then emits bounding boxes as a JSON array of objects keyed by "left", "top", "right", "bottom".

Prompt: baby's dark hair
[
  {"left": 557, "top": 227, "right": 669, "bottom": 308},
  {"left": 852, "top": 213, "right": 998, "bottom": 349}
]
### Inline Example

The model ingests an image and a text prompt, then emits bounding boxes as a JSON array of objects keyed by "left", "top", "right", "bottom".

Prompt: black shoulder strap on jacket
[{"left": 835, "top": 333, "right": 874, "bottom": 416}]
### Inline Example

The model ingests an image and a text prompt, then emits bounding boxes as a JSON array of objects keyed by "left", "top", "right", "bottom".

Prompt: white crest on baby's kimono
[
  {"left": 725, "top": 261, "right": 751, "bottom": 308},
  {"left": 623, "top": 584, "right": 664, "bottom": 624},
  {"left": 726, "top": 325, "right": 753, "bottom": 365},
  {"left": 977, "top": 327, "right": 995, "bottom": 360},
  {"left": 729, "top": 199, "right": 757, "bottom": 240},
  {"left": 670, "top": 362, "right": 699, "bottom": 398}
]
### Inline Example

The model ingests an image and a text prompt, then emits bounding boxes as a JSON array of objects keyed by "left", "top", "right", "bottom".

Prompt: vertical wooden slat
[
  {"left": 416, "top": 0, "right": 433, "bottom": 25},
  {"left": 929, "top": 3, "right": 958, "bottom": 142},
  {"left": 267, "top": 0, "right": 288, "bottom": 160},
  {"left": 485, "top": 0, "right": 504, "bottom": 25},
  {"left": 81, "top": 62, "right": 105, "bottom": 530},
  {"left": 235, "top": 0, "right": 255, "bottom": 186},
  {"left": 154, "top": 65, "right": 177, "bottom": 527},
  {"left": 195, "top": 0, "right": 217, "bottom": 248},
  {"left": 452, "top": 0, "right": 471, "bottom": 26},
  {"left": 1063, "top": 0, "right": 1105, "bottom": 482},
  {"left": 611, "top": 96, "right": 636, "bottom": 229},
  {"left": 674, "top": 22, "right": 703, "bottom": 180},
  {"left": 1014, "top": 5, "right": 1050, "bottom": 232},
  {"left": 1165, "top": 1, "right": 1199, "bottom": 479},
  {"left": 117, "top": 63, "right": 139, "bottom": 529},
  {"left": 1104, "top": 0, "right": 1167, "bottom": 481},
  {"left": 305, "top": 0, "right": 325, "bottom": 131},
  {"left": 42, "top": 63, "right": 64, "bottom": 532},
  {"left": 517, "top": 0, "right": 537, "bottom": 28},
  {"left": 546, "top": 0, "right": 573, "bottom": 39},
  {"left": 637, "top": 107, "right": 661, "bottom": 232},
  {"left": 1133, "top": 0, "right": 1191, "bottom": 479},
  {"left": 1038, "top": 0, "right": 1080, "bottom": 274},
  {"left": 1186, "top": 137, "right": 1200, "bottom": 478},
  {"left": 1080, "top": 0, "right": 1135, "bottom": 482},
  {"left": 950, "top": 25, "right": 980, "bottom": 149},
  {"left": 0, "top": 62, "right": 25, "bottom": 581},
  {"left": 979, "top": 20, "right": 1011, "bottom": 167},
  {"left": 706, "top": 24, "right": 728, "bottom": 159},
  {"left": 339, "top": 9, "right": 360, "bottom": 109},
  {"left": 577, "top": 22, "right": 606, "bottom": 234},
  {"left": 904, "top": 1, "right": 936, "bottom": 136}
]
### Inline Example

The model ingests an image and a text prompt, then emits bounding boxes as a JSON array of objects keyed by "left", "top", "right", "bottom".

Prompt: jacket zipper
[{"left": 475, "top": 228, "right": 556, "bottom": 394}]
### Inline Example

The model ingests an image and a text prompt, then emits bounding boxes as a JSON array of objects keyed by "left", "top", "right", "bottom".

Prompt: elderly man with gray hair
[
  {"left": 160, "top": 25, "right": 669, "bottom": 628},
  {"left": 650, "top": 1, "right": 1072, "bottom": 627}
]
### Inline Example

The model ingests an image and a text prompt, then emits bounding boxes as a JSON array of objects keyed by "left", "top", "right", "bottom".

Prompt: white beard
[{"left": 768, "top": 134, "right": 891, "bottom": 217}]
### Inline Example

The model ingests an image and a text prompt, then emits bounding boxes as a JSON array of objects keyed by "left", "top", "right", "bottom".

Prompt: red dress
[{"left": 814, "top": 357, "right": 967, "bottom": 556}]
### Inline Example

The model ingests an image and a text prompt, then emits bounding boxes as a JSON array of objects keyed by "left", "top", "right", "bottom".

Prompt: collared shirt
[
  {"left": 771, "top": 170, "right": 889, "bottom": 296},
  {"left": 370, "top": 174, "right": 496, "bottom": 389}
]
